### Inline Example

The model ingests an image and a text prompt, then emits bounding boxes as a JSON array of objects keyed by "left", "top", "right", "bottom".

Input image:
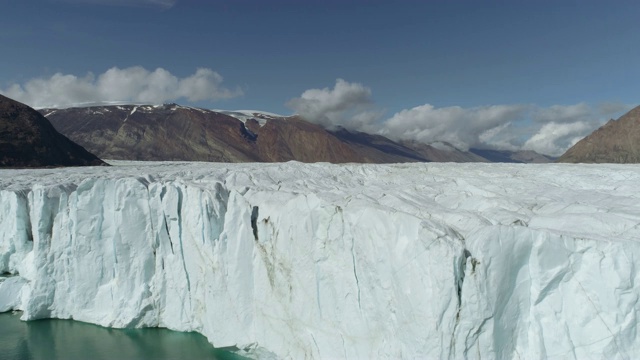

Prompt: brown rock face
[
  {"left": 257, "top": 117, "right": 366, "bottom": 163},
  {"left": 557, "top": 105, "right": 640, "bottom": 163},
  {"left": 42, "top": 105, "right": 432, "bottom": 164},
  {"left": 0, "top": 95, "right": 104, "bottom": 168},
  {"left": 43, "top": 104, "right": 261, "bottom": 162},
  {"left": 42, "top": 104, "right": 553, "bottom": 164},
  {"left": 330, "top": 129, "right": 429, "bottom": 163}
]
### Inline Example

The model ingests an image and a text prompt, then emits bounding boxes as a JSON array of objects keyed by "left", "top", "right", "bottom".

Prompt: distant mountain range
[
  {"left": 468, "top": 148, "right": 556, "bottom": 163},
  {"left": 0, "top": 95, "right": 104, "bottom": 167},
  {"left": 39, "top": 104, "right": 553, "bottom": 164},
  {"left": 558, "top": 105, "right": 640, "bottom": 163},
  {"left": 1, "top": 92, "right": 634, "bottom": 166}
]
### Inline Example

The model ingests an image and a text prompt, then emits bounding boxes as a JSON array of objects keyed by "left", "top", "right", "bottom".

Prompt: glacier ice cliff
[{"left": 1, "top": 161, "right": 639, "bottom": 359}]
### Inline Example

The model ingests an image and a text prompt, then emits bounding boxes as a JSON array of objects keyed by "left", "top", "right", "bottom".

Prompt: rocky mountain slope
[
  {"left": 42, "top": 105, "right": 261, "bottom": 162},
  {"left": 469, "top": 148, "right": 555, "bottom": 163},
  {"left": 41, "top": 104, "right": 553, "bottom": 164},
  {"left": 404, "top": 141, "right": 489, "bottom": 162},
  {"left": 0, "top": 95, "right": 104, "bottom": 167},
  {"left": 41, "top": 104, "right": 458, "bottom": 163},
  {"left": 558, "top": 105, "right": 640, "bottom": 163}
]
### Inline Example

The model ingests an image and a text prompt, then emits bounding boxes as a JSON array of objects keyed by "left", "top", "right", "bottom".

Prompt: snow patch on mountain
[
  {"left": 0, "top": 162, "right": 639, "bottom": 359},
  {"left": 429, "top": 141, "right": 459, "bottom": 152},
  {"left": 215, "top": 110, "right": 284, "bottom": 126},
  {"left": 42, "top": 110, "right": 58, "bottom": 118}
]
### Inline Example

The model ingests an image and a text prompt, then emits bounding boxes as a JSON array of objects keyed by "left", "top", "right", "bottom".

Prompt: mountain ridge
[
  {"left": 0, "top": 95, "right": 105, "bottom": 168},
  {"left": 557, "top": 105, "right": 640, "bottom": 163},
  {"left": 40, "top": 104, "right": 553, "bottom": 164}
]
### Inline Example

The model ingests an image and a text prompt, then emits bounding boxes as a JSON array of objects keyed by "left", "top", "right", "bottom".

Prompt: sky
[{"left": 1, "top": 0, "right": 639, "bottom": 156}]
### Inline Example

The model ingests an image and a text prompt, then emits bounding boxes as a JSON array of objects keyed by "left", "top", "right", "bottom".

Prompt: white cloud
[
  {"left": 178, "top": 68, "right": 238, "bottom": 102},
  {"left": 477, "top": 122, "right": 520, "bottom": 152},
  {"left": 1, "top": 66, "right": 242, "bottom": 109},
  {"left": 522, "top": 121, "right": 594, "bottom": 156},
  {"left": 287, "top": 79, "right": 628, "bottom": 156},
  {"left": 383, "top": 103, "right": 617, "bottom": 156},
  {"left": 521, "top": 102, "right": 632, "bottom": 156},
  {"left": 381, "top": 104, "right": 528, "bottom": 151},
  {"left": 286, "top": 79, "right": 380, "bottom": 129}
]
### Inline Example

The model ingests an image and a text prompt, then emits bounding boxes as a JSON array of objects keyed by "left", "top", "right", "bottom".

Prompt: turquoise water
[{"left": 0, "top": 312, "right": 246, "bottom": 360}]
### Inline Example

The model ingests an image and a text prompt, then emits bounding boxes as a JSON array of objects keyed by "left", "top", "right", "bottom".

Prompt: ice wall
[{"left": 0, "top": 162, "right": 639, "bottom": 359}]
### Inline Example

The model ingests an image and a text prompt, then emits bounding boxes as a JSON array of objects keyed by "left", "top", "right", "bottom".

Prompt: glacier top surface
[{"left": 1, "top": 161, "right": 639, "bottom": 244}]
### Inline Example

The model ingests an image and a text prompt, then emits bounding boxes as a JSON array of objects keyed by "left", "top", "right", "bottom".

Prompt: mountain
[
  {"left": 41, "top": 105, "right": 261, "bottom": 162},
  {"left": 41, "top": 104, "right": 552, "bottom": 164},
  {"left": 328, "top": 128, "right": 493, "bottom": 163},
  {"left": 329, "top": 128, "right": 433, "bottom": 163},
  {"left": 41, "top": 104, "right": 437, "bottom": 163},
  {"left": 253, "top": 117, "right": 366, "bottom": 162},
  {"left": 0, "top": 95, "right": 104, "bottom": 167},
  {"left": 403, "top": 141, "right": 489, "bottom": 162},
  {"left": 469, "top": 148, "right": 555, "bottom": 163},
  {"left": 557, "top": 105, "right": 640, "bottom": 163}
]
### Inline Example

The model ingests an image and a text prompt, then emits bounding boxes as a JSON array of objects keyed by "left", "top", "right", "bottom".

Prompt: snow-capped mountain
[
  {"left": 39, "top": 104, "right": 550, "bottom": 164},
  {"left": 40, "top": 104, "right": 421, "bottom": 163},
  {"left": 1, "top": 161, "right": 639, "bottom": 358}
]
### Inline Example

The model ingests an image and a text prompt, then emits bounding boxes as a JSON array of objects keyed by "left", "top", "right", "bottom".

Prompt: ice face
[{"left": 0, "top": 162, "right": 639, "bottom": 359}]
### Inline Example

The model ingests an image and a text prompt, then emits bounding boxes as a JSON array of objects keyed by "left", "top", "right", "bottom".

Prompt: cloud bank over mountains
[
  {"left": 1, "top": 69, "right": 629, "bottom": 157},
  {"left": 1, "top": 67, "right": 242, "bottom": 109},
  {"left": 285, "top": 79, "right": 381, "bottom": 130},
  {"left": 288, "top": 79, "right": 631, "bottom": 156}
]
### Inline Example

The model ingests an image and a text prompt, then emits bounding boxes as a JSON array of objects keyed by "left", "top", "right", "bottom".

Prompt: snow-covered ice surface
[{"left": 1, "top": 161, "right": 639, "bottom": 359}]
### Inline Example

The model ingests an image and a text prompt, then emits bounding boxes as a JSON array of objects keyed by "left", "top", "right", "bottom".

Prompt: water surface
[{"left": 0, "top": 312, "right": 245, "bottom": 360}]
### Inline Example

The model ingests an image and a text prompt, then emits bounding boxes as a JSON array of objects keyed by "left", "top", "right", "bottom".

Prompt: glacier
[{"left": 0, "top": 161, "right": 639, "bottom": 359}]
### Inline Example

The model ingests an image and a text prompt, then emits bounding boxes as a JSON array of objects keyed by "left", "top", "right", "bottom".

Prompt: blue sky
[{"left": 1, "top": 0, "right": 639, "bottom": 155}]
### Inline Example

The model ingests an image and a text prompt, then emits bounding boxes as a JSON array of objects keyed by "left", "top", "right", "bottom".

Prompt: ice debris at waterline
[{"left": 1, "top": 161, "right": 639, "bottom": 359}]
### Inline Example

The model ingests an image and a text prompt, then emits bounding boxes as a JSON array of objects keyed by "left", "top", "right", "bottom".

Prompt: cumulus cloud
[
  {"left": 522, "top": 122, "right": 594, "bottom": 156},
  {"left": 55, "top": 0, "right": 176, "bottom": 9},
  {"left": 382, "top": 103, "right": 623, "bottom": 156},
  {"left": 286, "top": 79, "right": 381, "bottom": 129},
  {"left": 520, "top": 102, "right": 632, "bottom": 156},
  {"left": 381, "top": 104, "right": 528, "bottom": 151},
  {"left": 1, "top": 66, "right": 242, "bottom": 109},
  {"left": 288, "top": 79, "right": 632, "bottom": 156}
]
